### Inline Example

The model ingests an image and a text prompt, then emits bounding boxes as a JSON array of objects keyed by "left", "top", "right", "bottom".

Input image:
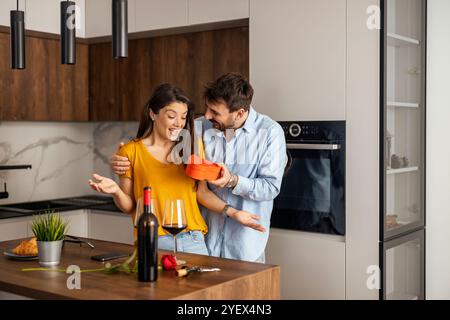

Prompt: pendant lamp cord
[{"left": 16, "top": 0, "right": 18, "bottom": 11}]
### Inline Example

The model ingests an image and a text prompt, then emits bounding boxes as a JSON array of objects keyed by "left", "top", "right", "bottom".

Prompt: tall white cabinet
[
  {"left": 249, "top": 0, "right": 347, "bottom": 121},
  {"left": 254, "top": 0, "right": 381, "bottom": 300}
]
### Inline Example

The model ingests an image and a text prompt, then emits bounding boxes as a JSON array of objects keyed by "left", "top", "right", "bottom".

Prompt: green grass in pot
[{"left": 31, "top": 211, "right": 69, "bottom": 241}]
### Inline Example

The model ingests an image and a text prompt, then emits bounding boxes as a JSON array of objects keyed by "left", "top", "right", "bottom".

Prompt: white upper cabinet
[
  {"left": 0, "top": 0, "right": 86, "bottom": 37},
  {"left": 135, "top": 0, "right": 188, "bottom": 32},
  {"left": 26, "top": 0, "right": 86, "bottom": 37},
  {"left": 188, "top": 0, "right": 249, "bottom": 25},
  {"left": 0, "top": 0, "right": 25, "bottom": 27},
  {"left": 85, "top": 0, "right": 135, "bottom": 38},
  {"left": 26, "top": 0, "right": 62, "bottom": 35},
  {"left": 249, "top": 0, "right": 347, "bottom": 121},
  {"left": 1, "top": 0, "right": 247, "bottom": 37}
]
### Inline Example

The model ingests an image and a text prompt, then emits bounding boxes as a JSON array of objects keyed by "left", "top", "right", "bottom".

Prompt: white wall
[{"left": 426, "top": 0, "right": 450, "bottom": 300}]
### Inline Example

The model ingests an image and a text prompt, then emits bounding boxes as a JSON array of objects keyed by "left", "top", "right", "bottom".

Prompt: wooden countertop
[{"left": 0, "top": 238, "right": 280, "bottom": 300}]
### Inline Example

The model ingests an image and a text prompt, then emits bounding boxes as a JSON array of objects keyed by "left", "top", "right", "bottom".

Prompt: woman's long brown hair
[{"left": 136, "top": 83, "right": 195, "bottom": 159}]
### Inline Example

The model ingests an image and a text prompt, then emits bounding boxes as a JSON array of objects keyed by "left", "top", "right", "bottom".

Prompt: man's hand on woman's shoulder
[{"left": 111, "top": 142, "right": 131, "bottom": 175}]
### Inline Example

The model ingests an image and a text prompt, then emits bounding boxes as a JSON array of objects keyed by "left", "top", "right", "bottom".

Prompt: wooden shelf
[
  {"left": 387, "top": 166, "right": 419, "bottom": 175},
  {"left": 387, "top": 101, "right": 419, "bottom": 108},
  {"left": 387, "top": 33, "right": 420, "bottom": 46}
]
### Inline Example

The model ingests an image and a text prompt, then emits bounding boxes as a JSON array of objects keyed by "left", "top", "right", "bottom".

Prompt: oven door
[{"left": 271, "top": 142, "right": 345, "bottom": 235}]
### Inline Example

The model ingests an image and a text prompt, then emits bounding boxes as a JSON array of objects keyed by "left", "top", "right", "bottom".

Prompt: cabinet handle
[{"left": 287, "top": 143, "right": 341, "bottom": 150}]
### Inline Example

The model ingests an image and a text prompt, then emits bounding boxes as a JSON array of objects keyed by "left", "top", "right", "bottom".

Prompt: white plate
[{"left": 3, "top": 250, "right": 38, "bottom": 260}]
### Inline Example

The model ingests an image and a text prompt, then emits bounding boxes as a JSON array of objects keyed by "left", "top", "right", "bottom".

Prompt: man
[{"left": 112, "top": 73, "right": 287, "bottom": 262}]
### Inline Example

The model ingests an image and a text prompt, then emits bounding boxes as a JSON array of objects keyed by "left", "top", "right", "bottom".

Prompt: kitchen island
[{"left": 0, "top": 238, "right": 280, "bottom": 300}]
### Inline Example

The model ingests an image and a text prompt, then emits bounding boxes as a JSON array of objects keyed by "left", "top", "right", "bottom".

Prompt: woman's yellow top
[{"left": 118, "top": 140, "right": 208, "bottom": 236}]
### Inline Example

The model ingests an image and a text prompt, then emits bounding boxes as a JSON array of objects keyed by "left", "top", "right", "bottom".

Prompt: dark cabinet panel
[
  {"left": 89, "top": 27, "right": 249, "bottom": 120},
  {"left": 0, "top": 32, "right": 89, "bottom": 121}
]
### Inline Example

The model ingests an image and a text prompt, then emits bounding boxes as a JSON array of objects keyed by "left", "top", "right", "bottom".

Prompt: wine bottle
[{"left": 137, "top": 186, "right": 159, "bottom": 282}]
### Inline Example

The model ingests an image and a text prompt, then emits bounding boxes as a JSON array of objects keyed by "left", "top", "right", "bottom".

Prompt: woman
[{"left": 89, "top": 84, "right": 264, "bottom": 255}]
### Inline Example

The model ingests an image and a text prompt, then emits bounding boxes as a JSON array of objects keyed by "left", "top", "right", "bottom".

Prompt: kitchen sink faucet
[
  {"left": 0, "top": 165, "right": 32, "bottom": 200},
  {"left": 0, "top": 183, "right": 8, "bottom": 199}
]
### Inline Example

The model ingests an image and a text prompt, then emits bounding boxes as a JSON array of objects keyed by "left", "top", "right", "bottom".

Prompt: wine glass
[{"left": 162, "top": 199, "right": 187, "bottom": 265}]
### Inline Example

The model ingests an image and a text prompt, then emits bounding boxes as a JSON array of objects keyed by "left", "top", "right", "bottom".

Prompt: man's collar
[{"left": 241, "top": 106, "right": 256, "bottom": 133}]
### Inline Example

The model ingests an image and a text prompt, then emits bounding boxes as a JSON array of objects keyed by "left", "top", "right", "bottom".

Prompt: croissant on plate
[{"left": 12, "top": 237, "right": 38, "bottom": 256}]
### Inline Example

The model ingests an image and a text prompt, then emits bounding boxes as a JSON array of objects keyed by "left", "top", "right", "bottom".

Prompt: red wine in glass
[
  {"left": 162, "top": 199, "right": 187, "bottom": 265},
  {"left": 162, "top": 224, "right": 187, "bottom": 236}
]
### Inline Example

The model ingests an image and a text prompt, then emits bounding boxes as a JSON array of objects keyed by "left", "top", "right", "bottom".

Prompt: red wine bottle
[{"left": 137, "top": 187, "right": 159, "bottom": 282}]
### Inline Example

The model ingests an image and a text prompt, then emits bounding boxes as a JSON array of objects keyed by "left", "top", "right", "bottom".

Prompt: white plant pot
[{"left": 37, "top": 240, "right": 64, "bottom": 267}]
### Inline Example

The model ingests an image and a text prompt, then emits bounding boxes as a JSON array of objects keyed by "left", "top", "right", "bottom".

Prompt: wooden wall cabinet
[
  {"left": 89, "top": 26, "right": 249, "bottom": 120},
  {"left": 0, "top": 32, "right": 89, "bottom": 121},
  {"left": 0, "top": 25, "right": 247, "bottom": 121}
]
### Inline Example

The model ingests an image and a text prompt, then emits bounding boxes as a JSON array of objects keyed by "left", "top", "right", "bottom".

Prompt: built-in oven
[{"left": 271, "top": 121, "right": 346, "bottom": 235}]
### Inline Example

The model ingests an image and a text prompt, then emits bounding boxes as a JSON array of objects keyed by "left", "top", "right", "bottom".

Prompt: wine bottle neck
[{"left": 143, "top": 204, "right": 151, "bottom": 214}]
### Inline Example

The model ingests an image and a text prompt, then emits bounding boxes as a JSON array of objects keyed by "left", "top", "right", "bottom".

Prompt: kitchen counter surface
[
  {"left": 0, "top": 195, "right": 121, "bottom": 220},
  {"left": 0, "top": 238, "right": 280, "bottom": 300}
]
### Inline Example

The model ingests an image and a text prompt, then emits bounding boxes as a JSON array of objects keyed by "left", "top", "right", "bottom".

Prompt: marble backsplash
[
  {"left": 93, "top": 122, "right": 139, "bottom": 182},
  {"left": 0, "top": 122, "right": 138, "bottom": 205}
]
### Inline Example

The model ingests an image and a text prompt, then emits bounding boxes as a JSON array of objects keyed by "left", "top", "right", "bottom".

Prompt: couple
[{"left": 89, "top": 73, "right": 287, "bottom": 262}]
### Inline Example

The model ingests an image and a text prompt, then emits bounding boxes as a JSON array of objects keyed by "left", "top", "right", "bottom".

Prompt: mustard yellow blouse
[{"left": 118, "top": 140, "right": 208, "bottom": 236}]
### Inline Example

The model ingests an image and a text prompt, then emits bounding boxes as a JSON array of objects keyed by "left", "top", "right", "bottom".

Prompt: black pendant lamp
[
  {"left": 10, "top": 0, "right": 25, "bottom": 69},
  {"left": 61, "top": 0, "right": 76, "bottom": 64},
  {"left": 112, "top": 0, "right": 128, "bottom": 59}
]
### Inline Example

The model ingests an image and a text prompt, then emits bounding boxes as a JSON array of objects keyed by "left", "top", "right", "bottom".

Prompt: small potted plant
[{"left": 31, "top": 212, "right": 68, "bottom": 267}]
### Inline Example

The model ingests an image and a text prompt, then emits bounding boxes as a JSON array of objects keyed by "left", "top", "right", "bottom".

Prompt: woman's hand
[
  {"left": 227, "top": 209, "right": 266, "bottom": 232},
  {"left": 89, "top": 173, "right": 120, "bottom": 195}
]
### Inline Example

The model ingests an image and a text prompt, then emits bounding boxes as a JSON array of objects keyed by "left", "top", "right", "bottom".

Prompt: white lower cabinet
[
  {"left": 0, "top": 217, "right": 30, "bottom": 242},
  {"left": 1, "top": 210, "right": 132, "bottom": 245},
  {"left": 24, "top": 210, "right": 88, "bottom": 239},
  {"left": 60, "top": 210, "right": 88, "bottom": 238},
  {"left": 1, "top": 212, "right": 88, "bottom": 242},
  {"left": 88, "top": 210, "right": 134, "bottom": 245},
  {"left": 266, "top": 228, "right": 346, "bottom": 300}
]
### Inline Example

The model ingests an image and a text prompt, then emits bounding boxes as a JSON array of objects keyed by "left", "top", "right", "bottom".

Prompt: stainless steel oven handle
[{"left": 287, "top": 143, "right": 341, "bottom": 150}]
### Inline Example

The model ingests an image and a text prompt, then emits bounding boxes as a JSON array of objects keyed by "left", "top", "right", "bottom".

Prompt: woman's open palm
[{"left": 89, "top": 173, "right": 120, "bottom": 195}]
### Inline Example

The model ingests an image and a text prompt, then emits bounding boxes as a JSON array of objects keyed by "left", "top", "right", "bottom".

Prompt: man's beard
[{"left": 210, "top": 119, "right": 234, "bottom": 132}]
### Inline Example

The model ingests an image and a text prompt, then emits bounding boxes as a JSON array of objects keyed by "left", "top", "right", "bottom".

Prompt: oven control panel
[{"left": 279, "top": 122, "right": 321, "bottom": 140}]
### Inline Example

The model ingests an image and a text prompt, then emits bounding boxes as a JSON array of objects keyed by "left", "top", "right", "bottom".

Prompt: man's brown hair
[{"left": 203, "top": 72, "right": 254, "bottom": 112}]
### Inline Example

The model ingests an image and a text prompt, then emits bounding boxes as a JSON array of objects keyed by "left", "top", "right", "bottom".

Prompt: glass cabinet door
[
  {"left": 383, "top": 0, "right": 426, "bottom": 240},
  {"left": 383, "top": 229, "right": 424, "bottom": 300}
]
